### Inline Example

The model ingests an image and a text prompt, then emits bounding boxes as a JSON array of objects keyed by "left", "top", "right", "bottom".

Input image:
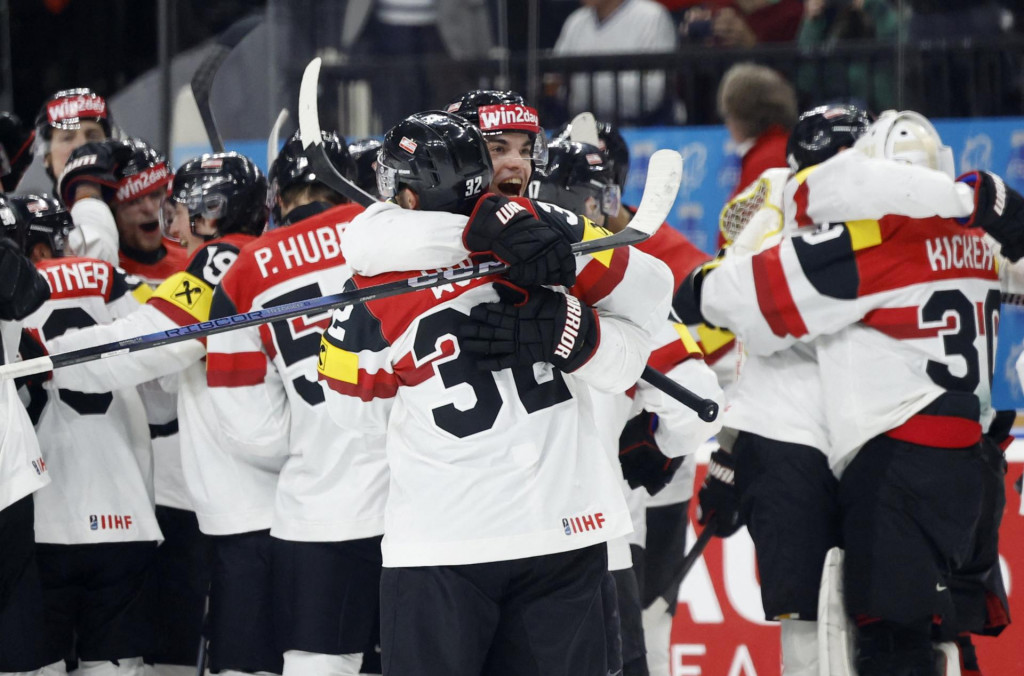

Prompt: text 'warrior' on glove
[
  {"left": 957, "top": 170, "right": 1024, "bottom": 261},
  {"left": 57, "top": 139, "right": 133, "bottom": 207},
  {"left": 618, "top": 411, "right": 683, "bottom": 496},
  {"left": 463, "top": 194, "right": 577, "bottom": 287},
  {"left": 697, "top": 448, "right": 742, "bottom": 538},
  {"left": 459, "top": 282, "right": 599, "bottom": 372}
]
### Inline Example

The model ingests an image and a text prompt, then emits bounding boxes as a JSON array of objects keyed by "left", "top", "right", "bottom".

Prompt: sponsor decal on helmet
[
  {"left": 46, "top": 94, "right": 107, "bottom": 126},
  {"left": 24, "top": 198, "right": 48, "bottom": 214},
  {"left": 399, "top": 137, "right": 418, "bottom": 154},
  {"left": 115, "top": 163, "right": 171, "bottom": 203},
  {"left": 585, "top": 153, "right": 603, "bottom": 166},
  {"left": 446, "top": 102, "right": 462, "bottom": 113},
  {"left": 477, "top": 104, "right": 540, "bottom": 134},
  {"left": 200, "top": 158, "right": 223, "bottom": 169}
]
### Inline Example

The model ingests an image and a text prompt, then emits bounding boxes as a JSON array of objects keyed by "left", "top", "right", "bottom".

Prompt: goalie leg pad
[
  {"left": 780, "top": 619, "right": 819, "bottom": 676},
  {"left": 817, "top": 547, "right": 855, "bottom": 676}
]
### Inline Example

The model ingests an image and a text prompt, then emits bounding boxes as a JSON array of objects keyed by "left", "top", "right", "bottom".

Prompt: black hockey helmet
[
  {"left": 113, "top": 137, "right": 171, "bottom": 205},
  {"left": 0, "top": 112, "right": 35, "bottom": 191},
  {"left": 34, "top": 88, "right": 114, "bottom": 142},
  {"left": 348, "top": 138, "right": 383, "bottom": 200},
  {"left": 445, "top": 90, "right": 547, "bottom": 167},
  {"left": 786, "top": 104, "right": 871, "bottom": 173},
  {"left": 552, "top": 118, "right": 630, "bottom": 191},
  {"left": 269, "top": 129, "right": 355, "bottom": 209},
  {"left": 377, "top": 111, "right": 492, "bottom": 216},
  {"left": 0, "top": 193, "right": 74, "bottom": 257},
  {"left": 161, "top": 152, "right": 268, "bottom": 240},
  {"left": 529, "top": 140, "right": 620, "bottom": 218}
]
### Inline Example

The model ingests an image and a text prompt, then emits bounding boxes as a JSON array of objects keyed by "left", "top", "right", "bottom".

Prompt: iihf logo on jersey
[
  {"left": 88, "top": 514, "right": 134, "bottom": 531},
  {"left": 562, "top": 512, "right": 606, "bottom": 535},
  {"left": 30, "top": 457, "right": 47, "bottom": 475}
]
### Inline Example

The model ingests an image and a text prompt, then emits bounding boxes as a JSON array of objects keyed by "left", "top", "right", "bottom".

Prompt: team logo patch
[
  {"left": 173, "top": 278, "right": 204, "bottom": 308},
  {"left": 399, "top": 137, "right": 418, "bottom": 154}
]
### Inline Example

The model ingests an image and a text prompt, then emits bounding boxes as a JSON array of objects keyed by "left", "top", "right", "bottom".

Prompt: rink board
[{"left": 670, "top": 446, "right": 1024, "bottom": 676}]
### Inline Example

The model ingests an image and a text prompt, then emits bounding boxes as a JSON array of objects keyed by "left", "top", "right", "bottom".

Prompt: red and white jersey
[
  {"left": 118, "top": 239, "right": 189, "bottom": 287},
  {"left": 23, "top": 257, "right": 161, "bottom": 544},
  {"left": 206, "top": 203, "right": 389, "bottom": 542},
  {"left": 318, "top": 206, "right": 672, "bottom": 567},
  {"left": 704, "top": 160, "right": 999, "bottom": 471},
  {"left": 47, "top": 235, "right": 268, "bottom": 535},
  {"left": 0, "top": 319, "right": 49, "bottom": 512}
]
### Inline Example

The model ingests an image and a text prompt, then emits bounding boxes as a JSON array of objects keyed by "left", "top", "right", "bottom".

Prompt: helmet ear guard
[{"left": 854, "top": 110, "right": 955, "bottom": 178}]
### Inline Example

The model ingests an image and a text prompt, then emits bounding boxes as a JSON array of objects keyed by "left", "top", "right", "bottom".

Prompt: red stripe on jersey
[
  {"left": 792, "top": 180, "right": 812, "bottom": 227},
  {"left": 975, "top": 301, "right": 985, "bottom": 336},
  {"left": 862, "top": 306, "right": 956, "bottom": 340},
  {"left": 319, "top": 367, "right": 401, "bottom": 402},
  {"left": 648, "top": 336, "right": 702, "bottom": 374},
  {"left": 635, "top": 223, "right": 711, "bottom": 291},
  {"left": 572, "top": 246, "right": 630, "bottom": 306},
  {"left": 855, "top": 217, "right": 997, "bottom": 296},
  {"left": 752, "top": 246, "right": 808, "bottom": 338},
  {"left": 884, "top": 414, "right": 981, "bottom": 448},
  {"left": 702, "top": 338, "right": 736, "bottom": 366},
  {"left": 207, "top": 351, "right": 267, "bottom": 387},
  {"left": 147, "top": 295, "right": 200, "bottom": 328},
  {"left": 259, "top": 323, "right": 277, "bottom": 361}
]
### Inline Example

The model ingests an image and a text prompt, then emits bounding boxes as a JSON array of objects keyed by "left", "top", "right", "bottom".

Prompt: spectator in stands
[
  {"left": 680, "top": 0, "right": 804, "bottom": 48},
  {"left": 551, "top": 0, "right": 678, "bottom": 124},
  {"left": 717, "top": 62, "right": 796, "bottom": 242},
  {"left": 797, "top": 0, "right": 900, "bottom": 111}
]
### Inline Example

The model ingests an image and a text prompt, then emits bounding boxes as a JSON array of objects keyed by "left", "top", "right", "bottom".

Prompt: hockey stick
[
  {"left": 0, "top": 149, "right": 683, "bottom": 380},
  {"left": 566, "top": 111, "right": 600, "bottom": 147},
  {"left": 297, "top": 57, "right": 377, "bottom": 206},
  {"left": 672, "top": 517, "right": 717, "bottom": 588},
  {"left": 641, "top": 365, "right": 717, "bottom": 422},
  {"left": 268, "top": 108, "right": 289, "bottom": 169},
  {"left": 191, "top": 14, "right": 262, "bottom": 153}
]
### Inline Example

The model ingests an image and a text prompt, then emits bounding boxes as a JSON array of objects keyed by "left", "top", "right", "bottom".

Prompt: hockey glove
[
  {"left": 957, "top": 170, "right": 1024, "bottom": 261},
  {"left": 0, "top": 237, "right": 49, "bottom": 321},
  {"left": 460, "top": 282, "right": 599, "bottom": 372},
  {"left": 672, "top": 260, "right": 722, "bottom": 326},
  {"left": 618, "top": 411, "right": 683, "bottom": 496},
  {"left": 57, "top": 139, "right": 131, "bottom": 207},
  {"left": 464, "top": 194, "right": 578, "bottom": 287},
  {"left": 696, "top": 448, "right": 741, "bottom": 538}
]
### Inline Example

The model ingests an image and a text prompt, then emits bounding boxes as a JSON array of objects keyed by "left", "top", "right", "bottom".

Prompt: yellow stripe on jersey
[
  {"left": 793, "top": 165, "right": 819, "bottom": 186},
  {"left": 131, "top": 283, "right": 154, "bottom": 304},
  {"left": 673, "top": 323, "right": 703, "bottom": 356},
  {"left": 696, "top": 324, "right": 734, "bottom": 355},
  {"left": 847, "top": 219, "right": 882, "bottom": 251},
  {"left": 581, "top": 217, "right": 615, "bottom": 268},
  {"left": 317, "top": 336, "right": 359, "bottom": 384},
  {"left": 150, "top": 271, "right": 214, "bottom": 322}
]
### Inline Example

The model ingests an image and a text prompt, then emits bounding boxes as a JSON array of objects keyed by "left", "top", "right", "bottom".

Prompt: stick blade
[
  {"left": 298, "top": 58, "right": 323, "bottom": 151},
  {"left": 630, "top": 149, "right": 682, "bottom": 237},
  {"left": 268, "top": 108, "right": 290, "bottom": 168},
  {"left": 567, "top": 112, "right": 600, "bottom": 147}
]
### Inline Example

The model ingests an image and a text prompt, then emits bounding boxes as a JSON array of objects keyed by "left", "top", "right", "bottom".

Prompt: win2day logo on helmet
[
  {"left": 115, "top": 163, "right": 171, "bottom": 203},
  {"left": 46, "top": 94, "right": 107, "bottom": 125}
]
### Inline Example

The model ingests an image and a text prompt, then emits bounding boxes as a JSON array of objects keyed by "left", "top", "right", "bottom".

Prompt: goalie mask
[
  {"left": 160, "top": 152, "right": 268, "bottom": 241},
  {"left": 377, "top": 111, "right": 493, "bottom": 216},
  {"left": 787, "top": 104, "right": 871, "bottom": 173},
  {"left": 0, "top": 193, "right": 74, "bottom": 258},
  {"left": 528, "top": 140, "right": 621, "bottom": 221},
  {"left": 854, "top": 110, "right": 955, "bottom": 178}
]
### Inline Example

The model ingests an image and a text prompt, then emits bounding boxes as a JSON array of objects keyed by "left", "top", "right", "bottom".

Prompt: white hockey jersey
[
  {"left": 704, "top": 153, "right": 997, "bottom": 472},
  {"left": 319, "top": 200, "right": 673, "bottom": 567},
  {"left": 0, "top": 319, "right": 49, "bottom": 512},
  {"left": 23, "top": 256, "right": 161, "bottom": 544},
  {"left": 206, "top": 203, "right": 388, "bottom": 542},
  {"left": 46, "top": 235, "right": 277, "bottom": 535}
]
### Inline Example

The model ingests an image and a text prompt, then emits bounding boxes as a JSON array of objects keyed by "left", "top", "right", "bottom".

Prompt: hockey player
[
  {"left": 319, "top": 110, "right": 673, "bottom": 676},
  {"left": 679, "top": 104, "right": 870, "bottom": 676},
  {"left": 530, "top": 137, "right": 723, "bottom": 676},
  {"left": 444, "top": 89, "right": 547, "bottom": 199},
  {"left": 0, "top": 207, "right": 52, "bottom": 674},
  {"left": 42, "top": 153, "right": 276, "bottom": 676},
  {"left": 685, "top": 110, "right": 1018, "bottom": 676},
  {"left": 35, "top": 88, "right": 114, "bottom": 189},
  {"left": 205, "top": 131, "right": 383, "bottom": 676},
  {"left": 9, "top": 192, "right": 161, "bottom": 676},
  {"left": 56, "top": 137, "right": 199, "bottom": 673}
]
